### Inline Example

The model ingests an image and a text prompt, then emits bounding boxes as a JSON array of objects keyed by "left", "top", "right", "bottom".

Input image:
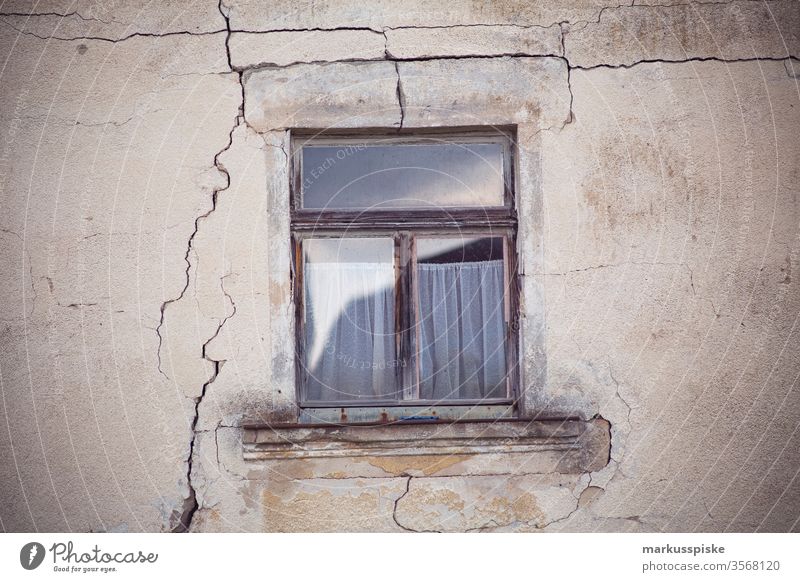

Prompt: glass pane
[
  {"left": 302, "top": 238, "right": 400, "bottom": 402},
  {"left": 301, "top": 142, "right": 505, "bottom": 209},
  {"left": 416, "top": 237, "right": 507, "bottom": 400}
]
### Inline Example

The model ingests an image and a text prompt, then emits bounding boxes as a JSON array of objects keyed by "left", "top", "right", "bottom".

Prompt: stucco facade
[{"left": 1, "top": 0, "right": 799, "bottom": 532}]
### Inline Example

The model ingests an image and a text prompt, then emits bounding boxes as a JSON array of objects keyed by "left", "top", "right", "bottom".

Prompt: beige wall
[{"left": 1, "top": 0, "right": 798, "bottom": 532}]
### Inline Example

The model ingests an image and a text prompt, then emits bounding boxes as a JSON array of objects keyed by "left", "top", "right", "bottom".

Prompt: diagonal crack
[
  {"left": 391, "top": 476, "right": 445, "bottom": 533},
  {"left": 172, "top": 275, "right": 237, "bottom": 532},
  {"left": 542, "top": 497, "right": 584, "bottom": 529},
  {"left": 167, "top": 0, "right": 243, "bottom": 533},
  {"left": 155, "top": 0, "right": 240, "bottom": 381},
  {"left": 154, "top": 118, "right": 235, "bottom": 379},
  {"left": 392, "top": 476, "right": 416, "bottom": 532},
  {"left": 608, "top": 362, "right": 633, "bottom": 429}
]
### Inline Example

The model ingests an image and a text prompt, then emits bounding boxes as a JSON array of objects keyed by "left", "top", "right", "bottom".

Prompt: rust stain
[{"left": 367, "top": 454, "right": 472, "bottom": 476}]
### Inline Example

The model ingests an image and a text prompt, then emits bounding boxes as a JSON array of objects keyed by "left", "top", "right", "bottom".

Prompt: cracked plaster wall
[{"left": 1, "top": 0, "right": 799, "bottom": 532}]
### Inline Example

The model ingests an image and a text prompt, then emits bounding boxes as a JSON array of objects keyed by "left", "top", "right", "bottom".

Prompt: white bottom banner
[{"left": 0, "top": 533, "right": 797, "bottom": 581}]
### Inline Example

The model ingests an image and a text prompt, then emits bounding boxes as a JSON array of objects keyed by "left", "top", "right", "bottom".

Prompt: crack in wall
[
  {"left": 554, "top": 1, "right": 769, "bottom": 34},
  {"left": 381, "top": 29, "right": 406, "bottom": 129},
  {"left": 393, "top": 62, "right": 406, "bottom": 129},
  {"left": 569, "top": 1, "right": 636, "bottom": 32},
  {"left": 540, "top": 260, "right": 695, "bottom": 276},
  {"left": 213, "top": 2, "right": 648, "bottom": 35},
  {"left": 572, "top": 55, "right": 800, "bottom": 71},
  {"left": 607, "top": 363, "right": 634, "bottom": 440},
  {"left": 388, "top": 431, "right": 612, "bottom": 532},
  {"left": 235, "top": 25, "right": 382, "bottom": 34},
  {"left": 230, "top": 53, "right": 565, "bottom": 72},
  {"left": 392, "top": 475, "right": 602, "bottom": 532},
  {"left": 230, "top": 52, "right": 798, "bottom": 73},
  {"left": 225, "top": 49, "right": 795, "bottom": 146},
  {"left": 263, "top": 51, "right": 563, "bottom": 67},
  {"left": 385, "top": 22, "right": 562, "bottom": 32},
  {"left": 391, "top": 476, "right": 420, "bottom": 532},
  {"left": 558, "top": 24, "right": 576, "bottom": 127},
  {"left": 564, "top": 61, "right": 575, "bottom": 128},
  {"left": 544, "top": 497, "right": 586, "bottom": 530},
  {"left": 466, "top": 484, "right": 596, "bottom": 531},
  {"left": 3, "top": 0, "right": 787, "bottom": 52},
  {"left": 166, "top": 0, "right": 244, "bottom": 533},
  {"left": 0, "top": 19, "right": 226, "bottom": 43},
  {"left": 392, "top": 475, "right": 454, "bottom": 533},
  {"left": 0, "top": 10, "right": 108, "bottom": 21},
  {"left": 155, "top": 0, "right": 241, "bottom": 381},
  {"left": 172, "top": 275, "right": 237, "bottom": 532},
  {"left": 541, "top": 416, "right": 613, "bottom": 531}
]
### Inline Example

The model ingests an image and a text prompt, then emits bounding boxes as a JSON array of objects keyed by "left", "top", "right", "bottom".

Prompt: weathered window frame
[{"left": 289, "top": 127, "right": 522, "bottom": 422}]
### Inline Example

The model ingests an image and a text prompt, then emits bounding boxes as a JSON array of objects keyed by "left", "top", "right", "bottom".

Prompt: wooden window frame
[{"left": 290, "top": 127, "right": 522, "bottom": 417}]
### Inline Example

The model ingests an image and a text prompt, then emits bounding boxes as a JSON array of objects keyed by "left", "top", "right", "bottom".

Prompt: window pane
[
  {"left": 301, "top": 142, "right": 505, "bottom": 209},
  {"left": 416, "top": 237, "right": 507, "bottom": 400},
  {"left": 302, "top": 238, "right": 400, "bottom": 402}
]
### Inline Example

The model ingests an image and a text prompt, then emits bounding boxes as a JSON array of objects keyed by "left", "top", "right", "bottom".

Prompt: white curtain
[
  {"left": 304, "top": 263, "right": 397, "bottom": 401},
  {"left": 303, "top": 260, "right": 506, "bottom": 402},
  {"left": 417, "top": 260, "right": 507, "bottom": 400}
]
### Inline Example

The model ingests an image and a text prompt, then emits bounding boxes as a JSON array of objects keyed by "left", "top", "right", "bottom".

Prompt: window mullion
[{"left": 398, "top": 232, "right": 417, "bottom": 400}]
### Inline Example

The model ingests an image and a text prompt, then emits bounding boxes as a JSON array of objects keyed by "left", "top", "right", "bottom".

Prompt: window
[{"left": 290, "top": 129, "right": 520, "bottom": 421}]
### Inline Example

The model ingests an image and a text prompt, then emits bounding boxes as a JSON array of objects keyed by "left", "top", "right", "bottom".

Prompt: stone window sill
[{"left": 241, "top": 418, "right": 610, "bottom": 475}]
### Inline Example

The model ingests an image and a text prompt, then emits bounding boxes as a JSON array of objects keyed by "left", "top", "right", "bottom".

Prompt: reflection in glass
[
  {"left": 416, "top": 237, "right": 507, "bottom": 400},
  {"left": 301, "top": 142, "right": 505, "bottom": 209},
  {"left": 302, "top": 238, "right": 399, "bottom": 401}
]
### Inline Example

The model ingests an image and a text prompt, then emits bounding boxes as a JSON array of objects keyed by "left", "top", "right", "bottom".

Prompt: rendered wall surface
[{"left": 1, "top": 0, "right": 798, "bottom": 532}]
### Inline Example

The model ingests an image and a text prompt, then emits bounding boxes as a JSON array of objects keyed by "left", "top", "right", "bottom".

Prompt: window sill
[
  {"left": 241, "top": 418, "right": 610, "bottom": 475},
  {"left": 297, "top": 404, "right": 516, "bottom": 424}
]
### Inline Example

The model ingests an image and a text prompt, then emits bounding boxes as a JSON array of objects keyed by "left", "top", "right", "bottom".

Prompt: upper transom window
[{"left": 300, "top": 141, "right": 506, "bottom": 209}]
